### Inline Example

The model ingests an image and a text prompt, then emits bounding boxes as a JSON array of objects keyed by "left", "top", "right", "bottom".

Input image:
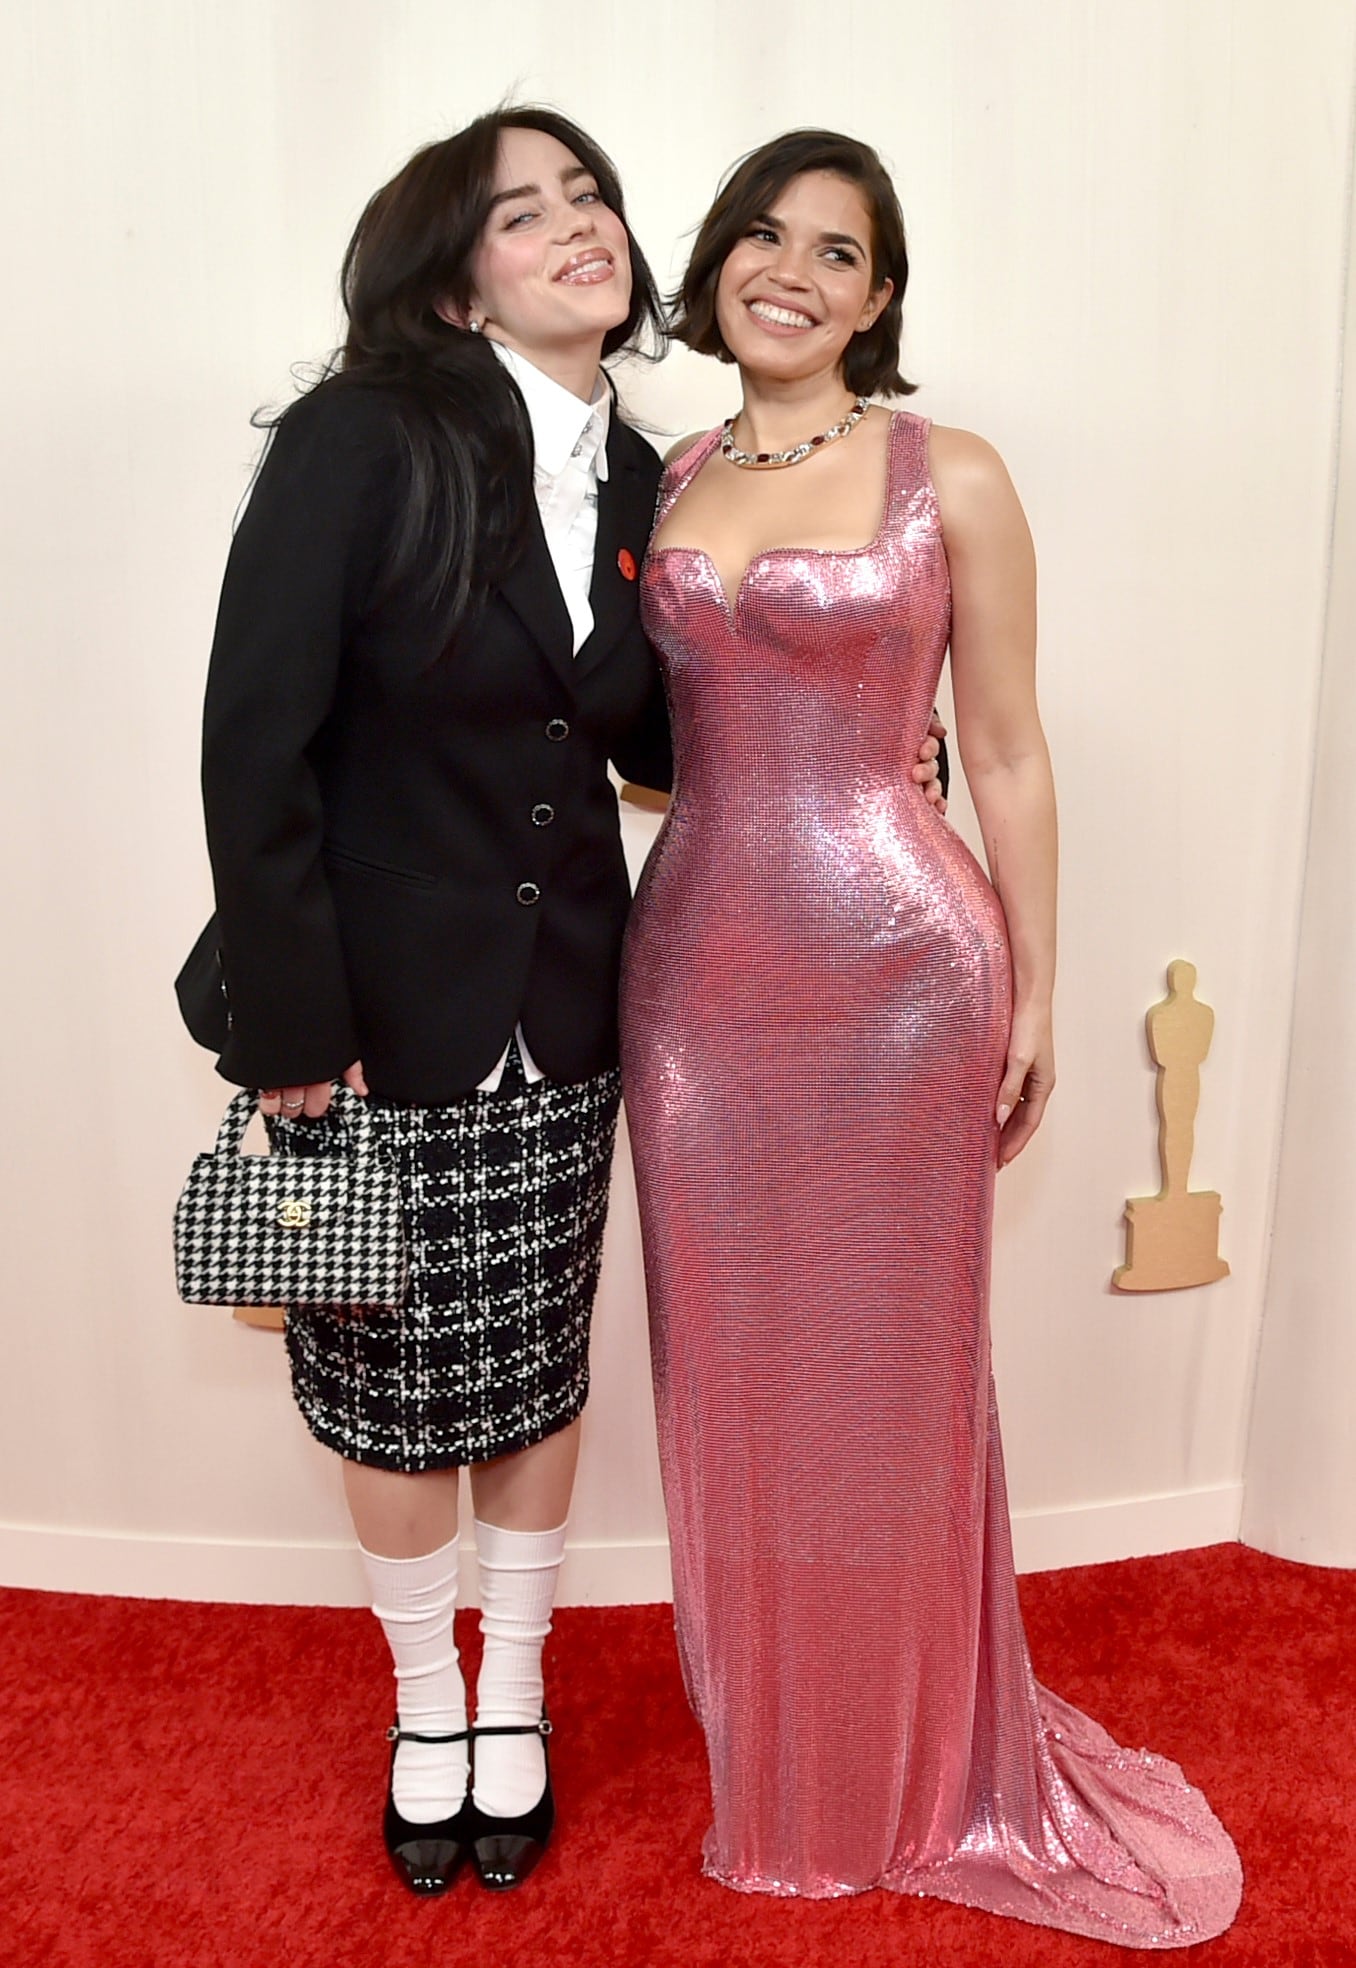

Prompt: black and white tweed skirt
[{"left": 267, "top": 1045, "right": 621, "bottom": 1471}]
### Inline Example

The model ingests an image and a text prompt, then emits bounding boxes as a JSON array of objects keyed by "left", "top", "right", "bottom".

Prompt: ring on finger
[{"left": 281, "top": 1098, "right": 304, "bottom": 1111}]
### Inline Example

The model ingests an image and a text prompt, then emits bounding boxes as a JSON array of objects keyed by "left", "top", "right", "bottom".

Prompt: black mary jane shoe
[
  {"left": 469, "top": 1716, "right": 556, "bottom": 1891},
  {"left": 382, "top": 1724, "right": 475, "bottom": 1897}
]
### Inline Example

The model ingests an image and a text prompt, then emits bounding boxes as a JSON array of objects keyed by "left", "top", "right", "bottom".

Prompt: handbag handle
[{"left": 212, "top": 1085, "right": 380, "bottom": 1158}]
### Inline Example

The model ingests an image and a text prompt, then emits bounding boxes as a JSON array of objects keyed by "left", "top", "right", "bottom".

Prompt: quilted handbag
[{"left": 173, "top": 1088, "right": 408, "bottom": 1310}]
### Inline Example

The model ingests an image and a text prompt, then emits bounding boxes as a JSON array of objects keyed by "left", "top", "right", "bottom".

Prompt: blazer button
[
  {"left": 545, "top": 718, "right": 570, "bottom": 741},
  {"left": 516, "top": 881, "right": 542, "bottom": 906},
  {"left": 531, "top": 803, "right": 555, "bottom": 827}
]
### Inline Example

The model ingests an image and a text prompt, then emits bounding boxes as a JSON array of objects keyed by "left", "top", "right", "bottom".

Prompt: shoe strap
[
  {"left": 386, "top": 1725, "right": 474, "bottom": 1745},
  {"left": 470, "top": 1719, "right": 553, "bottom": 1740}
]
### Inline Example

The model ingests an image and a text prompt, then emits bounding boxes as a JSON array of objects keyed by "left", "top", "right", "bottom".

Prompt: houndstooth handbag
[{"left": 174, "top": 1087, "right": 409, "bottom": 1310}]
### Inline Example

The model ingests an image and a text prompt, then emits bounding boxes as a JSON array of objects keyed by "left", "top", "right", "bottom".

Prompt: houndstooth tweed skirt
[{"left": 267, "top": 1045, "right": 621, "bottom": 1470}]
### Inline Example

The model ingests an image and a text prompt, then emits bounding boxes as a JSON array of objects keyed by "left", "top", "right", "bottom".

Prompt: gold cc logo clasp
[{"left": 277, "top": 1198, "right": 313, "bottom": 1229}]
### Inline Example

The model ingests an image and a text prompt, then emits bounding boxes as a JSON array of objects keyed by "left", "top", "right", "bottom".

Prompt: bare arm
[{"left": 931, "top": 425, "right": 1056, "bottom": 1164}]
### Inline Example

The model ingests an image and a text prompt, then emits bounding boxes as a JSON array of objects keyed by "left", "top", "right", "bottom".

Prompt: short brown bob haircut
[{"left": 671, "top": 129, "right": 916, "bottom": 398}]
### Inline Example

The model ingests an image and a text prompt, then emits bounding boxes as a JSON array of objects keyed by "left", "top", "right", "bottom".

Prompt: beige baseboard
[{"left": 0, "top": 1486, "right": 1242, "bottom": 1607}]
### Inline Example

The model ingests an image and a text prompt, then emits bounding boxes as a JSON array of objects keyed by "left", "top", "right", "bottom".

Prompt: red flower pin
[{"left": 617, "top": 547, "right": 638, "bottom": 582}]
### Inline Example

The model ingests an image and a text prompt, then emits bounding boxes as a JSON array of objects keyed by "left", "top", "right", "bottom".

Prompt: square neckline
[{"left": 648, "top": 409, "right": 908, "bottom": 622}]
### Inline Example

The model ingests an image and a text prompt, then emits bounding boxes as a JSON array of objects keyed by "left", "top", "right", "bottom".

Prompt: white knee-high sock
[
  {"left": 360, "top": 1533, "right": 468, "bottom": 1824},
  {"left": 472, "top": 1519, "right": 566, "bottom": 1818}
]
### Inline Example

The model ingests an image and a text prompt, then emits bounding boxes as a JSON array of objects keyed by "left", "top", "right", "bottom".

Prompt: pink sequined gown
[{"left": 619, "top": 415, "right": 1241, "bottom": 1944}]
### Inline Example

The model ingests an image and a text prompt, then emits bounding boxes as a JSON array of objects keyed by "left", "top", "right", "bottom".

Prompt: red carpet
[{"left": 2, "top": 1543, "right": 1352, "bottom": 1967}]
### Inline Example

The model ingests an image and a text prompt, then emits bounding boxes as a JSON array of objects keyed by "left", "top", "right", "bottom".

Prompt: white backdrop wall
[
  {"left": 0, "top": 1, "right": 1351, "bottom": 1605},
  {"left": 1242, "top": 129, "right": 1356, "bottom": 1571}
]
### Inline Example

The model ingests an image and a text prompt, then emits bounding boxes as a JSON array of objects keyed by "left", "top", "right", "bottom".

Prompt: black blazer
[{"left": 190, "top": 381, "right": 672, "bottom": 1103}]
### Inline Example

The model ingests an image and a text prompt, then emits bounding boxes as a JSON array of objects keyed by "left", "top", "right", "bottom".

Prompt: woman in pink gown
[{"left": 620, "top": 130, "right": 1241, "bottom": 1946}]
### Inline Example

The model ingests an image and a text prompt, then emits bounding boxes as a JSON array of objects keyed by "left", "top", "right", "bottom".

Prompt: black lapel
[
  {"left": 573, "top": 428, "right": 650, "bottom": 683},
  {"left": 498, "top": 505, "right": 576, "bottom": 690}
]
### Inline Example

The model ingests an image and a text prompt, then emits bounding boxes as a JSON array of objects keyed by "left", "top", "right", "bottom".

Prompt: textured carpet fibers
[{"left": 1, "top": 1544, "right": 1352, "bottom": 1968}]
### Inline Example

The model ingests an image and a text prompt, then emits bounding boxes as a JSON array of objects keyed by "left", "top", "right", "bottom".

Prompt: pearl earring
[{"left": 469, "top": 319, "right": 481, "bottom": 335}]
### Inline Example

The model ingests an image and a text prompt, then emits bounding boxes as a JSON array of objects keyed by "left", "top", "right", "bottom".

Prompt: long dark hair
[
  {"left": 269, "top": 107, "right": 663, "bottom": 638},
  {"left": 671, "top": 129, "right": 916, "bottom": 398}
]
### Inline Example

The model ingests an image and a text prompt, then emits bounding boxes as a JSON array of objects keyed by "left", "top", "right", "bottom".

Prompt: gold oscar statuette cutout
[{"left": 1112, "top": 960, "right": 1229, "bottom": 1293}]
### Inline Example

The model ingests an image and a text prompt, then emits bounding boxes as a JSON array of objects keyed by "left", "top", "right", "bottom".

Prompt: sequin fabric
[
  {"left": 269, "top": 1045, "right": 621, "bottom": 1470},
  {"left": 619, "top": 415, "right": 1242, "bottom": 1944}
]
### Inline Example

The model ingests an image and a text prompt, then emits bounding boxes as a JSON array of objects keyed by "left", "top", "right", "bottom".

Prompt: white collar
[{"left": 490, "top": 340, "right": 611, "bottom": 482}]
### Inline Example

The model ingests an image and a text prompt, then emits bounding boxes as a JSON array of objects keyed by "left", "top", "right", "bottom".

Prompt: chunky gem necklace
[{"left": 721, "top": 396, "right": 871, "bottom": 470}]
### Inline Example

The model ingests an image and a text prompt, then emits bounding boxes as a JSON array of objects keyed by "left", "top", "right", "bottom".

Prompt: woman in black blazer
[
  {"left": 190, "top": 105, "right": 945, "bottom": 1900},
  {"left": 193, "top": 106, "right": 675, "bottom": 1900}
]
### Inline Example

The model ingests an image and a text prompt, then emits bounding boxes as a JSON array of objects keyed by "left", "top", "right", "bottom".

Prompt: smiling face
[
  {"left": 713, "top": 170, "right": 892, "bottom": 387},
  {"left": 465, "top": 125, "right": 633, "bottom": 369}
]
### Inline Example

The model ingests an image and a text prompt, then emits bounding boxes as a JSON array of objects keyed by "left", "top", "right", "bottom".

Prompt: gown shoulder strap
[
  {"left": 883, "top": 410, "right": 943, "bottom": 535},
  {"left": 654, "top": 426, "right": 724, "bottom": 530}
]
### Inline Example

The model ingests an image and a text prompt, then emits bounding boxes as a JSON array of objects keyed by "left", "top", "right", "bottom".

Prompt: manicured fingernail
[{"left": 996, "top": 1104, "right": 1011, "bottom": 1128}]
